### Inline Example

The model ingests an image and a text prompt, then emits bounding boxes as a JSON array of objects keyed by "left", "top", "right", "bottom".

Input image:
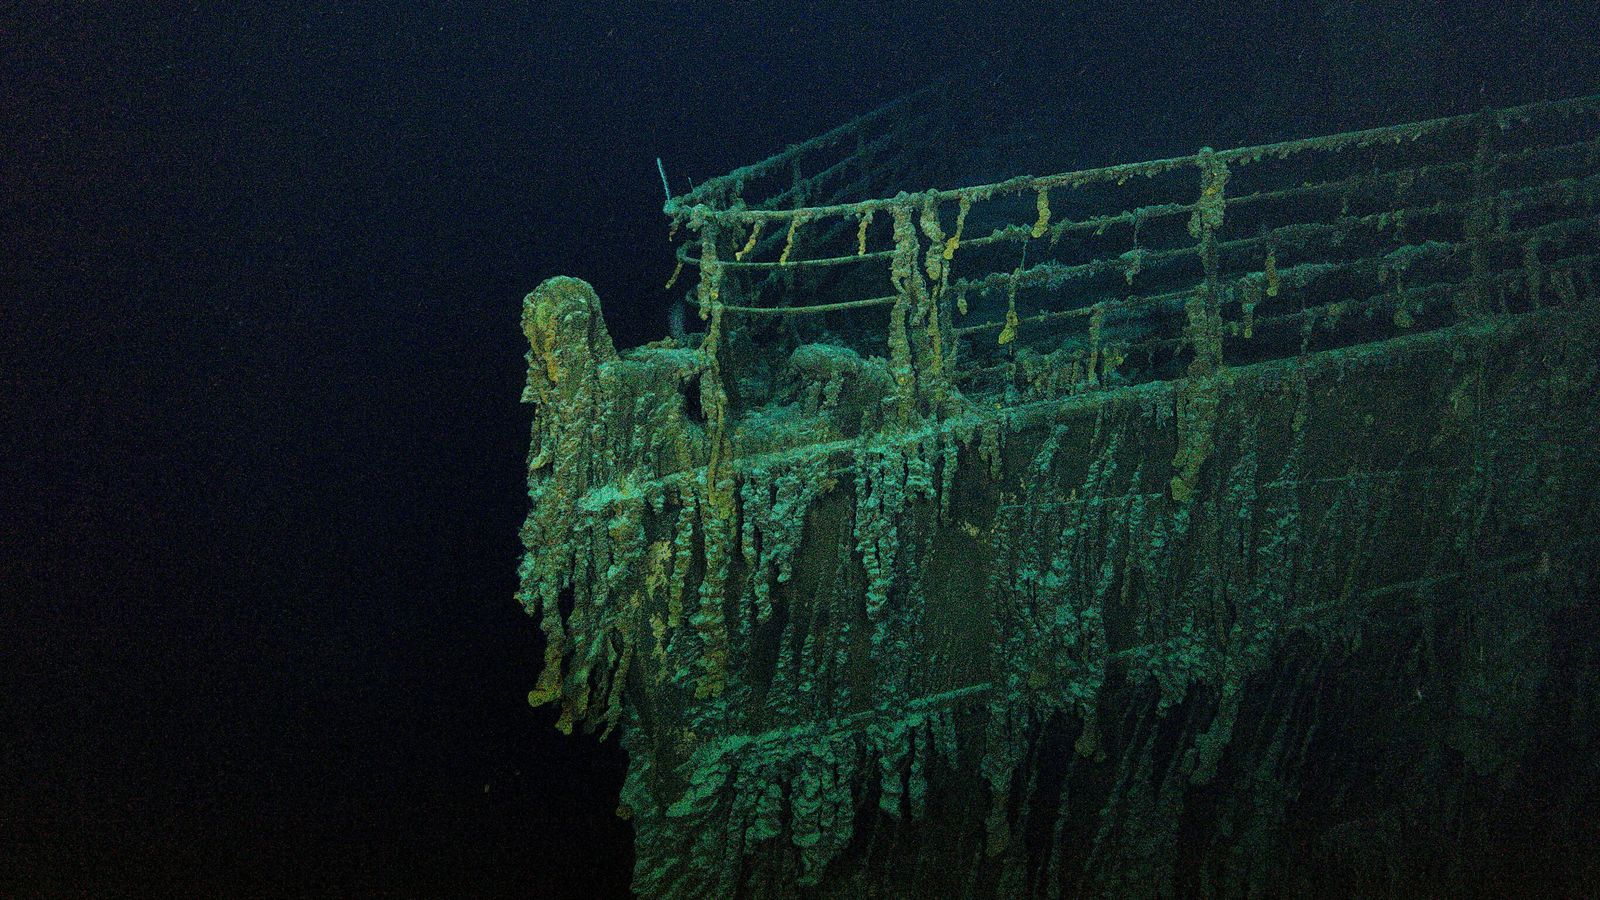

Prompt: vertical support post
[
  {"left": 917, "top": 197, "right": 950, "bottom": 411},
  {"left": 1171, "top": 149, "right": 1230, "bottom": 504},
  {"left": 886, "top": 202, "right": 922, "bottom": 426},
  {"left": 694, "top": 214, "right": 730, "bottom": 481},
  {"left": 1185, "top": 148, "right": 1230, "bottom": 376}
]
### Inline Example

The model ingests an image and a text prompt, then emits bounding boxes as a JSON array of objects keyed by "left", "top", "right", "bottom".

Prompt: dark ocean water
[{"left": 5, "top": 2, "right": 1597, "bottom": 897}]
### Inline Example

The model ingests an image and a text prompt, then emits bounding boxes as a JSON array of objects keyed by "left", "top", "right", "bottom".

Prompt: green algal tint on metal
[{"left": 520, "top": 87, "right": 1600, "bottom": 896}]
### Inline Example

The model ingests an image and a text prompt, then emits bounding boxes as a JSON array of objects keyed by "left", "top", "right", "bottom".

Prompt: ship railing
[{"left": 664, "top": 90, "right": 1600, "bottom": 409}]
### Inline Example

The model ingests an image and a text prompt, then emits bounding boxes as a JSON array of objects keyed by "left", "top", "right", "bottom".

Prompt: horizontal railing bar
[
  {"left": 703, "top": 142, "right": 1598, "bottom": 271},
  {"left": 667, "top": 80, "right": 946, "bottom": 213},
  {"left": 686, "top": 205, "right": 1592, "bottom": 322},
  {"left": 948, "top": 175, "right": 1600, "bottom": 310},
  {"left": 752, "top": 131, "right": 906, "bottom": 211},
  {"left": 672, "top": 93, "right": 1600, "bottom": 223},
  {"left": 949, "top": 249, "right": 1599, "bottom": 383},
  {"left": 675, "top": 242, "right": 895, "bottom": 270},
  {"left": 683, "top": 292, "right": 896, "bottom": 315}
]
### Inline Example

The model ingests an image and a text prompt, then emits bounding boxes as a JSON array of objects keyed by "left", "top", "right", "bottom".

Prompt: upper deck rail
[{"left": 663, "top": 88, "right": 1600, "bottom": 414}]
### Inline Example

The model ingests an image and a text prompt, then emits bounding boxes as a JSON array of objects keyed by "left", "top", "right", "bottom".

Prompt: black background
[{"left": 4, "top": 2, "right": 1595, "bottom": 896}]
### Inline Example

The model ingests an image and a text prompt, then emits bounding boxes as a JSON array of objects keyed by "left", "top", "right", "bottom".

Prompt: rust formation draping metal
[{"left": 523, "top": 86, "right": 1600, "bottom": 897}]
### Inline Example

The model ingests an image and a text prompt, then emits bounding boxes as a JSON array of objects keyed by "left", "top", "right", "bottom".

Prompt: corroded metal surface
[{"left": 522, "top": 91, "right": 1600, "bottom": 896}]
